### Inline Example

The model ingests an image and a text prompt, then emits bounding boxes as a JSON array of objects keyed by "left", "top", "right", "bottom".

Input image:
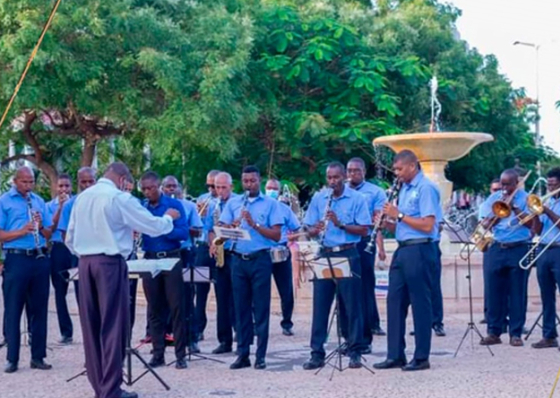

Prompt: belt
[
  {"left": 495, "top": 241, "right": 527, "bottom": 249},
  {"left": 539, "top": 243, "right": 560, "bottom": 248},
  {"left": 6, "top": 248, "right": 48, "bottom": 257},
  {"left": 232, "top": 249, "right": 269, "bottom": 261},
  {"left": 144, "top": 250, "right": 181, "bottom": 259},
  {"left": 322, "top": 243, "right": 356, "bottom": 253},
  {"left": 397, "top": 238, "right": 433, "bottom": 247}
]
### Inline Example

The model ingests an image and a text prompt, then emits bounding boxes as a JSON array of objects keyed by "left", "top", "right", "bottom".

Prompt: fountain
[{"left": 373, "top": 76, "right": 493, "bottom": 201}]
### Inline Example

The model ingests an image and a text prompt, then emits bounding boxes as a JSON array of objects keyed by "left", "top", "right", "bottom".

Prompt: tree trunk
[{"left": 81, "top": 141, "right": 96, "bottom": 167}]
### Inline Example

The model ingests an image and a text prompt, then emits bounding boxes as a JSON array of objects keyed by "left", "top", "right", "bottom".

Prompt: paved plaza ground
[{"left": 0, "top": 292, "right": 559, "bottom": 398}]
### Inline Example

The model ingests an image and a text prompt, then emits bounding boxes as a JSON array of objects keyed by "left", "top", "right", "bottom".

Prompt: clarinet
[
  {"left": 26, "top": 195, "right": 45, "bottom": 259},
  {"left": 318, "top": 188, "right": 334, "bottom": 248},
  {"left": 365, "top": 179, "right": 401, "bottom": 254}
]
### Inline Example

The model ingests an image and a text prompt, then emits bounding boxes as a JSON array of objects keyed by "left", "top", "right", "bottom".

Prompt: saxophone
[{"left": 212, "top": 202, "right": 226, "bottom": 267}]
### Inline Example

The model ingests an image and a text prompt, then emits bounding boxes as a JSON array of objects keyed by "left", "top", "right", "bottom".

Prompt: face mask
[{"left": 265, "top": 189, "right": 279, "bottom": 199}]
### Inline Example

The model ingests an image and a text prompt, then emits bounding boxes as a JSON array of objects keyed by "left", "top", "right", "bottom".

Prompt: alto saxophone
[{"left": 212, "top": 202, "right": 226, "bottom": 267}]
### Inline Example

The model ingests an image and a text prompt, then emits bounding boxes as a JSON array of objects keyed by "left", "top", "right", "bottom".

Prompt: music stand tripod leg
[{"left": 524, "top": 311, "right": 544, "bottom": 341}]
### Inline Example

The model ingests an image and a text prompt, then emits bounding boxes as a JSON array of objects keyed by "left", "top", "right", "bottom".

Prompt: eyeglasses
[{"left": 206, "top": 184, "right": 215, "bottom": 189}]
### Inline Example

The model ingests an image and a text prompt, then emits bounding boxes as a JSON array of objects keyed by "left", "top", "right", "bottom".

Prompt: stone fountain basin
[{"left": 373, "top": 132, "right": 493, "bottom": 161}]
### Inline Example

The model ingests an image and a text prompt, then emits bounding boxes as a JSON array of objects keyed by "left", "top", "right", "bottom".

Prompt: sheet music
[
  {"left": 309, "top": 257, "right": 352, "bottom": 280},
  {"left": 213, "top": 226, "right": 251, "bottom": 241},
  {"left": 68, "top": 258, "right": 180, "bottom": 280}
]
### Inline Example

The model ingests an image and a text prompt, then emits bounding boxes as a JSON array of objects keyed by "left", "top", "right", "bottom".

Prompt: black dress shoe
[
  {"left": 189, "top": 342, "right": 201, "bottom": 354},
  {"left": 433, "top": 325, "right": 446, "bottom": 337},
  {"left": 372, "top": 327, "right": 387, "bottom": 336},
  {"left": 30, "top": 359, "right": 52, "bottom": 370},
  {"left": 4, "top": 362, "right": 17, "bottom": 373},
  {"left": 282, "top": 327, "right": 294, "bottom": 336},
  {"left": 120, "top": 391, "right": 138, "bottom": 398},
  {"left": 360, "top": 345, "right": 372, "bottom": 355},
  {"left": 230, "top": 356, "right": 251, "bottom": 370},
  {"left": 175, "top": 358, "right": 188, "bottom": 369},
  {"left": 254, "top": 358, "right": 266, "bottom": 370},
  {"left": 532, "top": 338, "right": 559, "bottom": 349},
  {"left": 348, "top": 355, "right": 362, "bottom": 369},
  {"left": 480, "top": 318, "right": 487, "bottom": 324},
  {"left": 302, "top": 357, "right": 325, "bottom": 370},
  {"left": 148, "top": 356, "right": 165, "bottom": 368},
  {"left": 59, "top": 336, "right": 73, "bottom": 345},
  {"left": 212, "top": 343, "right": 232, "bottom": 355},
  {"left": 373, "top": 358, "right": 407, "bottom": 370},
  {"left": 402, "top": 359, "right": 430, "bottom": 371}
]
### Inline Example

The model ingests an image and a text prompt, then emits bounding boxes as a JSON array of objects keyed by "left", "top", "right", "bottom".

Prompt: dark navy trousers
[
  {"left": 536, "top": 246, "right": 560, "bottom": 339},
  {"left": 193, "top": 243, "right": 214, "bottom": 337},
  {"left": 387, "top": 242, "right": 435, "bottom": 362},
  {"left": 310, "top": 248, "right": 363, "bottom": 359},
  {"left": 3, "top": 252, "right": 50, "bottom": 363},
  {"left": 231, "top": 251, "right": 273, "bottom": 360},
  {"left": 431, "top": 242, "right": 444, "bottom": 328},
  {"left": 50, "top": 242, "right": 74, "bottom": 339},
  {"left": 272, "top": 250, "right": 294, "bottom": 330},
  {"left": 486, "top": 244, "right": 528, "bottom": 338},
  {"left": 215, "top": 254, "right": 235, "bottom": 347}
]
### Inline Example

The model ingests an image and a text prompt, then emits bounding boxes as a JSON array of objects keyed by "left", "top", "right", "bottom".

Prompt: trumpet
[
  {"left": 515, "top": 187, "right": 560, "bottom": 226},
  {"left": 26, "top": 195, "right": 45, "bottom": 259},
  {"left": 197, "top": 195, "right": 214, "bottom": 217},
  {"left": 365, "top": 178, "right": 401, "bottom": 254}
]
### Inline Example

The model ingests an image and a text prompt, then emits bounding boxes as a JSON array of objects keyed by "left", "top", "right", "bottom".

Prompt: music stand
[
  {"left": 443, "top": 222, "right": 494, "bottom": 357},
  {"left": 305, "top": 251, "right": 375, "bottom": 380}
]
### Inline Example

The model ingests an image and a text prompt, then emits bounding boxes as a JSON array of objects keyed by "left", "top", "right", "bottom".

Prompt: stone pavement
[{"left": 1, "top": 292, "right": 560, "bottom": 398}]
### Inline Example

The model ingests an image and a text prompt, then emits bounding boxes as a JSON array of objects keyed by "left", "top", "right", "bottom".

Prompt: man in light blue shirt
[
  {"left": 265, "top": 178, "right": 301, "bottom": 336},
  {"left": 219, "top": 166, "right": 283, "bottom": 370},
  {"left": 374, "top": 150, "right": 439, "bottom": 372},
  {"left": 0, "top": 166, "right": 53, "bottom": 373},
  {"left": 529, "top": 168, "right": 560, "bottom": 349},
  {"left": 479, "top": 169, "right": 532, "bottom": 348},
  {"left": 302, "top": 161, "right": 370, "bottom": 371},
  {"left": 46, "top": 173, "right": 74, "bottom": 345}
]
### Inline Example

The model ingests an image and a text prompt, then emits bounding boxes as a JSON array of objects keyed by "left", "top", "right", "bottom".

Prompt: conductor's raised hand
[{"left": 165, "top": 208, "right": 180, "bottom": 220}]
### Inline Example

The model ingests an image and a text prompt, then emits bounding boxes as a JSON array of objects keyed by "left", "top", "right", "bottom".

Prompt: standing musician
[
  {"left": 208, "top": 172, "right": 238, "bottom": 354},
  {"left": 373, "top": 150, "right": 440, "bottom": 372},
  {"left": 265, "top": 178, "right": 301, "bottom": 336},
  {"left": 345, "top": 157, "right": 388, "bottom": 355},
  {"left": 162, "top": 175, "right": 204, "bottom": 354},
  {"left": 46, "top": 173, "right": 73, "bottom": 345},
  {"left": 0, "top": 166, "right": 53, "bottom": 374},
  {"left": 139, "top": 172, "right": 190, "bottom": 369},
  {"left": 479, "top": 169, "right": 532, "bottom": 347},
  {"left": 431, "top": 208, "right": 446, "bottom": 336},
  {"left": 219, "top": 166, "right": 284, "bottom": 370},
  {"left": 531, "top": 168, "right": 560, "bottom": 349},
  {"left": 66, "top": 162, "right": 179, "bottom": 398},
  {"left": 302, "top": 161, "right": 371, "bottom": 370}
]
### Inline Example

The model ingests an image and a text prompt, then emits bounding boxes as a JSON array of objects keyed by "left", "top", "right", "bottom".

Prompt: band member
[
  {"left": 431, "top": 208, "right": 446, "bottom": 336},
  {"left": 139, "top": 171, "right": 190, "bottom": 369},
  {"left": 194, "top": 170, "right": 220, "bottom": 341},
  {"left": 265, "top": 178, "right": 301, "bottom": 336},
  {"left": 162, "top": 175, "right": 203, "bottom": 353},
  {"left": 302, "top": 161, "right": 370, "bottom": 370},
  {"left": 479, "top": 169, "right": 531, "bottom": 347},
  {"left": 374, "top": 150, "right": 440, "bottom": 372},
  {"left": 47, "top": 173, "right": 73, "bottom": 345},
  {"left": 208, "top": 172, "right": 238, "bottom": 354},
  {"left": 531, "top": 168, "right": 560, "bottom": 349},
  {"left": 59, "top": 166, "right": 97, "bottom": 239},
  {"left": 66, "top": 162, "right": 179, "bottom": 398},
  {"left": 219, "top": 166, "right": 284, "bottom": 370},
  {"left": 345, "top": 157, "right": 387, "bottom": 354},
  {"left": 0, "top": 166, "right": 52, "bottom": 373}
]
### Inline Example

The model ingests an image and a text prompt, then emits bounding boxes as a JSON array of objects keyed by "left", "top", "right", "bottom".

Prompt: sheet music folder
[
  {"left": 443, "top": 223, "right": 472, "bottom": 244},
  {"left": 213, "top": 226, "right": 250, "bottom": 241}
]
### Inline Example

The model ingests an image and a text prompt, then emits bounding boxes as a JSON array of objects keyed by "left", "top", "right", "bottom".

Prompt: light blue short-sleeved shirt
[
  {"left": 178, "top": 198, "right": 203, "bottom": 249},
  {"left": 481, "top": 190, "right": 531, "bottom": 243},
  {"left": 219, "top": 193, "right": 284, "bottom": 255},
  {"left": 303, "top": 186, "right": 371, "bottom": 248},
  {"left": 278, "top": 202, "right": 301, "bottom": 245},
  {"left": 58, "top": 195, "right": 77, "bottom": 233},
  {"left": 0, "top": 187, "right": 52, "bottom": 249},
  {"left": 208, "top": 193, "right": 239, "bottom": 251},
  {"left": 539, "top": 196, "right": 560, "bottom": 244},
  {"left": 348, "top": 181, "right": 387, "bottom": 215},
  {"left": 396, "top": 172, "right": 441, "bottom": 241},
  {"left": 197, "top": 193, "right": 218, "bottom": 242}
]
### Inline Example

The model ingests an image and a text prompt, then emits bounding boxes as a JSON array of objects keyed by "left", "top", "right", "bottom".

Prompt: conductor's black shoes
[
  {"left": 30, "top": 359, "right": 52, "bottom": 370},
  {"left": 175, "top": 358, "right": 188, "bottom": 369},
  {"left": 230, "top": 356, "right": 251, "bottom": 370},
  {"left": 148, "top": 356, "right": 165, "bottom": 368},
  {"left": 302, "top": 357, "right": 325, "bottom": 370},
  {"left": 373, "top": 358, "right": 407, "bottom": 370},
  {"left": 402, "top": 359, "right": 430, "bottom": 372},
  {"left": 4, "top": 362, "right": 17, "bottom": 373}
]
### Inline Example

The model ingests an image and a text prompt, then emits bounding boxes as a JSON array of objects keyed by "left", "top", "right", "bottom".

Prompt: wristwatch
[
  {"left": 397, "top": 212, "right": 405, "bottom": 222},
  {"left": 254, "top": 223, "right": 261, "bottom": 230},
  {"left": 338, "top": 224, "right": 346, "bottom": 231}
]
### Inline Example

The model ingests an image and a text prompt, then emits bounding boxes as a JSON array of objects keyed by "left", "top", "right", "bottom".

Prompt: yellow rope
[
  {"left": 549, "top": 364, "right": 560, "bottom": 398},
  {"left": 0, "top": 0, "right": 63, "bottom": 131}
]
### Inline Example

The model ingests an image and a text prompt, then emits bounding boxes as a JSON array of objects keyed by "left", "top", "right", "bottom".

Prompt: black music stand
[
  {"left": 66, "top": 266, "right": 171, "bottom": 390},
  {"left": 308, "top": 252, "right": 375, "bottom": 380},
  {"left": 443, "top": 222, "right": 494, "bottom": 358}
]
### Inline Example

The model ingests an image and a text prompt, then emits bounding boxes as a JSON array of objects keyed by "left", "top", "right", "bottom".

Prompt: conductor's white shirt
[{"left": 65, "top": 178, "right": 173, "bottom": 258}]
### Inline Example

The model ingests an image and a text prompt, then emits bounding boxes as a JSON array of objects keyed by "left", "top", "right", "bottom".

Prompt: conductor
[{"left": 65, "top": 162, "right": 180, "bottom": 398}]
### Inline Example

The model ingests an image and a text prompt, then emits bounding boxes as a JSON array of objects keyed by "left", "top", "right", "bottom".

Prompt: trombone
[
  {"left": 514, "top": 187, "right": 560, "bottom": 226},
  {"left": 519, "top": 218, "right": 560, "bottom": 270}
]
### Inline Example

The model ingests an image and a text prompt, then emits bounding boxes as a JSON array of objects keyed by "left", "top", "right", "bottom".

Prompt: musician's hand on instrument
[
  {"left": 59, "top": 193, "right": 69, "bottom": 206},
  {"left": 378, "top": 249, "right": 387, "bottom": 262},
  {"left": 20, "top": 222, "right": 35, "bottom": 235},
  {"left": 165, "top": 208, "right": 180, "bottom": 220},
  {"left": 242, "top": 210, "right": 255, "bottom": 228},
  {"left": 197, "top": 202, "right": 208, "bottom": 217},
  {"left": 383, "top": 203, "right": 399, "bottom": 219},
  {"left": 326, "top": 210, "right": 340, "bottom": 227},
  {"left": 209, "top": 244, "right": 217, "bottom": 258}
]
